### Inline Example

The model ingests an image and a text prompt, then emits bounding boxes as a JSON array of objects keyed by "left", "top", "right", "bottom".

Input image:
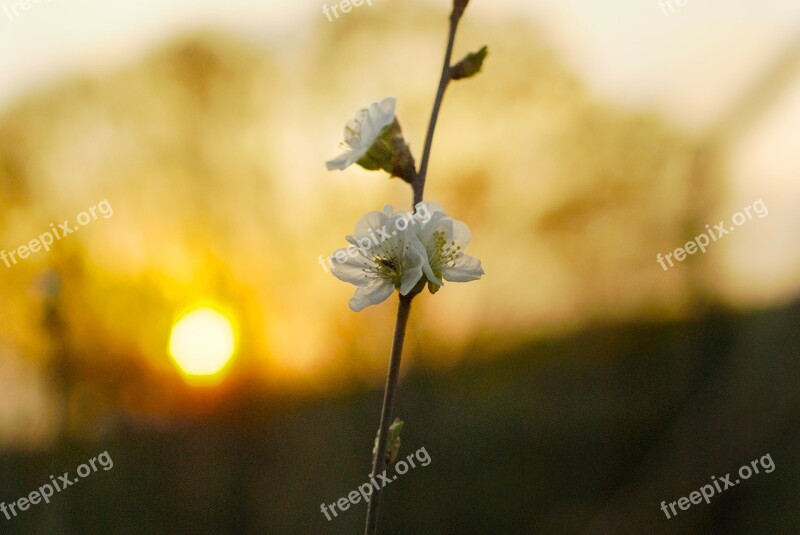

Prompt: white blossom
[
  {"left": 329, "top": 206, "right": 428, "bottom": 311},
  {"left": 414, "top": 201, "right": 484, "bottom": 292},
  {"left": 326, "top": 98, "right": 397, "bottom": 171}
]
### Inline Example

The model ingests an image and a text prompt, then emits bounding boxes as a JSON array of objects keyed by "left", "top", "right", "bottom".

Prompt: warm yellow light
[{"left": 169, "top": 306, "right": 236, "bottom": 383}]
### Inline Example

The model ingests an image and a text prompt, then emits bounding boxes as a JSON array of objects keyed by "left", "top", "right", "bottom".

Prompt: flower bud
[
  {"left": 356, "top": 120, "right": 417, "bottom": 184},
  {"left": 451, "top": 46, "right": 488, "bottom": 81},
  {"left": 326, "top": 98, "right": 417, "bottom": 183},
  {"left": 373, "top": 418, "right": 404, "bottom": 465}
]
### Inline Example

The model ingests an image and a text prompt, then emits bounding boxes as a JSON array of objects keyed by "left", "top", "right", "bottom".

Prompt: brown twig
[
  {"left": 363, "top": 5, "right": 468, "bottom": 534},
  {"left": 413, "top": 6, "right": 464, "bottom": 207},
  {"left": 363, "top": 293, "right": 413, "bottom": 534}
]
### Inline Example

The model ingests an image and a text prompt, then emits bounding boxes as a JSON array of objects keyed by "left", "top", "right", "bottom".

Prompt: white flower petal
[
  {"left": 407, "top": 233, "right": 441, "bottom": 286},
  {"left": 399, "top": 269, "right": 424, "bottom": 295},
  {"left": 330, "top": 249, "right": 374, "bottom": 285},
  {"left": 349, "top": 280, "right": 395, "bottom": 312},
  {"left": 421, "top": 263, "right": 442, "bottom": 286},
  {"left": 344, "top": 109, "right": 368, "bottom": 146},
  {"left": 326, "top": 151, "right": 357, "bottom": 170},
  {"left": 376, "top": 97, "right": 396, "bottom": 120},
  {"left": 398, "top": 246, "right": 426, "bottom": 295},
  {"left": 415, "top": 210, "right": 450, "bottom": 245},
  {"left": 451, "top": 219, "right": 472, "bottom": 248},
  {"left": 364, "top": 98, "right": 396, "bottom": 141},
  {"left": 443, "top": 254, "right": 484, "bottom": 282},
  {"left": 327, "top": 98, "right": 395, "bottom": 171},
  {"left": 416, "top": 200, "right": 446, "bottom": 215},
  {"left": 353, "top": 208, "right": 391, "bottom": 239}
]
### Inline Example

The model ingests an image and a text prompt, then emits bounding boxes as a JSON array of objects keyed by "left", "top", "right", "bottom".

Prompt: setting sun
[{"left": 169, "top": 306, "right": 237, "bottom": 383}]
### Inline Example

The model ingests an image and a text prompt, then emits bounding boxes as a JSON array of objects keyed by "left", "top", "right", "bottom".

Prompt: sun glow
[{"left": 168, "top": 306, "right": 236, "bottom": 384}]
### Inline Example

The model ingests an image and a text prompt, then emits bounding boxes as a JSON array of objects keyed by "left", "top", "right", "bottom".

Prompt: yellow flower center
[{"left": 430, "top": 230, "right": 461, "bottom": 278}]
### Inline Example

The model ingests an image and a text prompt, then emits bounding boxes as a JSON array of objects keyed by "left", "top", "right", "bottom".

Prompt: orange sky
[{"left": 1, "top": 0, "right": 798, "bottom": 304}]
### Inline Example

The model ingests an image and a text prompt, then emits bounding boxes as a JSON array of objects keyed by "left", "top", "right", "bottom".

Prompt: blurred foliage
[{"left": 0, "top": 2, "right": 753, "bottom": 449}]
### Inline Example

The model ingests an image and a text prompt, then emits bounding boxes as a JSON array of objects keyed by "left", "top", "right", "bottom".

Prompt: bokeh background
[{"left": 1, "top": 0, "right": 799, "bottom": 533}]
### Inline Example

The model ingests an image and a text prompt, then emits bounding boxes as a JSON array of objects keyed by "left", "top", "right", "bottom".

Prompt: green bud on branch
[
  {"left": 450, "top": 46, "right": 489, "bottom": 81},
  {"left": 373, "top": 418, "right": 404, "bottom": 466}
]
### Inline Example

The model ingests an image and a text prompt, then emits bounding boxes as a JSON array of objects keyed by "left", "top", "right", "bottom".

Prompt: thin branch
[
  {"left": 413, "top": 8, "right": 464, "bottom": 207},
  {"left": 364, "top": 293, "right": 414, "bottom": 535},
  {"left": 365, "top": 6, "right": 468, "bottom": 534}
]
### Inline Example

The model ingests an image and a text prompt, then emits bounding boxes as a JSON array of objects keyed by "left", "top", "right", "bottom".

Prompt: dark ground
[{"left": 1, "top": 299, "right": 798, "bottom": 534}]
